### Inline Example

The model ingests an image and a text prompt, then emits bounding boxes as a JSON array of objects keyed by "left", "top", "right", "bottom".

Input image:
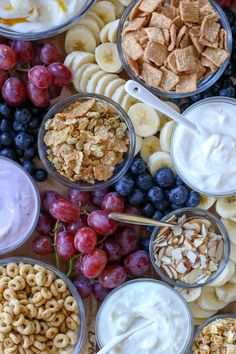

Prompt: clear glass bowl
[
  {"left": 171, "top": 97, "right": 236, "bottom": 197},
  {"left": 149, "top": 207, "right": 230, "bottom": 289},
  {"left": 190, "top": 313, "right": 236, "bottom": 353},
  {"left": 0, "top": 157, "right": 40, "bottom": 255},
  {"left": 38, "top": 93, "right": 135, "bottom": 191},
  {"left": 117, "top": 0, "right": 232, "bottom": 99},
  {"left": 0, "top": 0, "right": 95, "bottom": 40},
  {"left": 95, "top": 278, "right": 194, "bottom": 353},
  {"left": 0, "top": 256, "right": 86, "bottom": 354}
]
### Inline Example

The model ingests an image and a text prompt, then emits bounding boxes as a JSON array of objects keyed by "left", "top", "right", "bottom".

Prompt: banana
[
  {"left": 230, "top": 272, "right": 236, "bottom": 285},
  {"left": 215, "top": 282, "right": 236, "bottom": 303},
  {"left": 109, "top": 0, "right": 124, "bottom": 17},
  {"left": 134, "top": 135, "right": 143, "bottom": 157},
  {"left": 65, "top": 25, "right": 97, "bottom": 54},
  {"left": 120, "top": 94, "right": 138, "bottom": 112},
  {"left": 148, "top": 151, "right": 173, "bottom": 176},
  {"left": 160, "top": 120, "right": 175, "bottom": 153},
  {"left": 221, "top": 218, "right": 236, "bottom": 246},
  {"left": 197, "top": 195, "right": 216, "bottom": 210},
  {"left": 175, "top": 287, "right": 201, "bottom": 303},
  {"left": 128, "top": 103, "right": 160, "bottom": 138},
  {"left": 69, "top": 52, "right": 95, "bottom": 73},
  {"left": 230, "top": 217, "right": 236, "bottom": 222},
  {"left": 193, "top": 318, "right": 205, "bottom": 326},
  {"left": 79, "top": 15, "right": 101, "bottom": 44},
  {"left": 100, "top": 22, "right": 111, "bottom": 43},
  {"left": 208, "top": 261, "right": 235, "bottom": 287},
  {"left": 216, "top": 196, "right": 236, "bottom": 219},
  {"left": 86, "top": 70, "right": 107, "bottom": 93},
  {"left": 104, "top": 78, "right": 126, "bottom": 98},
  {"left": 95, "top": 73, "right": 119, "bottom": 94},
  {"left": 140, "top": 136, "right": 161, "bottom": 163},
  {"left": 189, "top": 301, "right": 217, "bottom": 319},
  {"left": 72, "top": 63, "right": 91, "bottom": 92},
  {"left": 119, "top": 0, "right": 132, "bottom": 5},
  {"left": 92, "top": 1, "right": 116, "bottom": 24},
  {"left": 159, "top": 101, "right": 180, "bottom": 130},
  {"left": 95, "top": 43, "right": 122, "bottom": 73},
  {"left": 79, "top": 64, "right": 101, "bottom": 92},
  {"left": 197, "top": 286, "right": 227, "bottom": 311},
  {"left": 88, "top": 11, "right": 105, "bottom": 30},
  {"left": 112, "top": 85, "right": 126, "bottom": 104},
  {"left": 108, "top": 19, "right": 120, "bottom": 43},
  {"left": 64, "top": 52, "right": 77, "bottom": 70},
  {"left": 230, "top": 243, "right": 236, "bottom": 264}
]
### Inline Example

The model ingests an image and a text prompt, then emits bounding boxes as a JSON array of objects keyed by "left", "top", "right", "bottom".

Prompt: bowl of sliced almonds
[{"left": 149, "top": 207, "right": 230, "bottom": 288}]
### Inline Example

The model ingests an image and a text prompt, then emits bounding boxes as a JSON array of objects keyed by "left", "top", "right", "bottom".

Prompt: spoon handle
[
  {"left": 109, "top": 213, "right": 174, "bottom": 227},
  {"left": 125, "top": 80, "right": 197, "bottom": 132}
]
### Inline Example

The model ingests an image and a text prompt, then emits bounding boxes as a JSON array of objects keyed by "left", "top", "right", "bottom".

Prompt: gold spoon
[{"left": 108, "top": 213, "right": 176, "bottom": 228}]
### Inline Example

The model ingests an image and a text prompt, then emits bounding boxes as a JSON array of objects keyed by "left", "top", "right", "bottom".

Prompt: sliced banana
[
  {"left": 140, "top": 136, "right": 161, "bottom": 163},
  {"left": 176, "top": 287, "right": 201, "bottom": 303},
  {"left": 119, "top": 0, "right": 132, "bottom": 5},
  {"left": 65, "top": 25, "right": 97, "bottom": 54},
  {"left": 189, "top": 301, "right": 217, "bottom": 319},
  {"left": 197, "top": 287, "right": 227, "bottom": 311},
  {"left": 230, "top": 243, "right": 236, "bottom": 264},
  {"left": 215, "top": 282, "right": 236, "bottom": 303},
  {"left": 88, "top": 11, "right": 105, "bottom": 29},
  {"left": 92, "top": 1, "right": 116, "bottom": 24},
  {"left": 230, "top": 271, "right": 236, "bottom": 285},
  {"left": 148, "top": 151, "right": 173, "bottom": 176},
  {"left": 104, "top": 78, "right": 126, "bottom": 98},
  {"left": 120, "top": 94, "right": 138, "bottom": 112},
  {"left": 72, "top": 63, "right": 91, "bottom": 92},
  {"left": 216, "top": 196, "right": 236, "bottom": 219},
  {"left": 68, "top": 52, "right": 95, "bottom": 73},
  {"left": 159, "top": 101, "right": 180, "bottom": 130},
  {"left": 79, "top": 15, "right": 101, "bottom": 44},
  {"left": 79, "top": 64, "right": 101, "bottom": 92},
  {"left": 193, "top": 318, "right": 205, "bottom": 326},
  {"left": 221, "top": 218, "right": 236, "bottom": 246},
  {"left": 95, "top": 43, "right": 122, "bottom": 73},
  {"left": 95, "top": 73, "right": 118, "bottom": 94},
  {"left": 160, "top": 120, "right": 175, "bottom": 153},
  {"left": 108, "top": 19, "right": 120, "bottom": 43},
  {"left": 134, "top": 135, "right": 142, "bottom": 157},
  {"left": 64, "top": 52, "right": 77, "bottom": 70},
  {"left": 100, "top": 22, "right": 111, "bottom": 43},
  {"left": 109, "top": 0, "right": 124, "bottom": 17},
  {"left": 208, "top": 261, "right": 235, "bottom": 287},
  {"left": 112, "top": 85, "right": 126, "bottom": 104},
  {"left": 198, "top": 195, "right": 216, "bottom": 210},
  {"left": 86, "top": 70, "right": 107, "bottom": 93},
  {"left": 128, "top": 103, "right": 160, "bottom": 138}
]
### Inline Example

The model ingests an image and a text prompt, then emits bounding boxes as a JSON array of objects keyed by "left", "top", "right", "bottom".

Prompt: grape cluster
[{"left": 33, "top": 189, "right": 150, "bottom": 301}]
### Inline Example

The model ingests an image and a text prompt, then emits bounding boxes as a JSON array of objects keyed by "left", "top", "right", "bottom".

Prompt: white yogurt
[
  {"left": 172, "top": 99, "right": 236, "bottom": 195},
  {"left": 96, "top": 280, "right": 192, "bottom": 354},
  {"left": 0, "top": 0, "right": 87, "bottom": 32},
  {"left": 0, "top": 158, "right": 39, "bottom": 253}
]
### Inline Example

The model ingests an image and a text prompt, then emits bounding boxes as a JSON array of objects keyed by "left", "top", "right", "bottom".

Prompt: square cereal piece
[
  {"left": 144, "top": 41, "right": 168, "bottom": 66},
  {"left": 219, "top": 28, "right": 225, "bottom": 49},
  {"left": 145, "top": 27, "right": 165, "bottom": 45},
  {"left": 202, "top": 47, "right": 229, "bottom": 67},
  {"left": 224, "top": 30, "right": 228, "bottom": 51},
  {"left": 160, "top": 67, "right": 179, "bottom": 91},
  {"left": 199, "top": 2, "right": 217, "bottom": 19},
  {"left": 167, "top": 51, "right": 178, "bottom": 73},
  {"left": 150, "top": 12, "right": 172, "bottom": 29},
  {"left": 180, "top": 32, "right": 191, "bottom": 48},
  {"left": 141, "top": 62, "right": 163, "bottom": 88},
  {"left": 189, "top": 26, "right": 204, "bottom": 53},
  {"left": 171, "top": 0, "right": 180, "bottom": 7},
  {"left": 195, "top": 61, "right": 207, "bottom": 80},
  {"left": 123, "top": 16, "right": 149, "bottom": 33},
  {"left": 130, "top": 0, "right": 142, "bottom": 20},
  {"left": 139, "top": 0, "right": 162, "bottom": 13},
  {"left": 172, "top": 16, "right": 184, "bottom": 29},
  {"left": 176, "top": 73, "right": 198, "bottom": 92},
  {"left": 163, "top": 28, "right": 170, "bottom": 44},
  {"left": 161, "top": 4, "right": 177, "bottom": 20},
  {"left": 176, "top": 25, "right": 187, "bottom": 47},
  {"left": 175, "top": 45, "right": 198, "bottom": 72},
  {"left": 168, "top": 24, "right": 177, "bottom": 51},
  {"left": 122, "top": 37, "right": 143, "bottom": 61},
  {"left": 180, "top": 0, "right": 199, "bottom": 24},
  {"left": 199, "top": 36, "right": 218, "bottom": 48},
  {"left": 124, "top": 28, "right": 148, "bottom": 44},
  {"left": 127, "top": 57, "right": 140, "bottom": 76},
  {"left": 201, "top": 56, "right": 218, "bottom": 72},
  {"left": 200, "top": 15, "right": 221, "bottom": 43}
]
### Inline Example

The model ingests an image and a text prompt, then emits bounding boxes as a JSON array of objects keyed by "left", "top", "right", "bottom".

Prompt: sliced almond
[
  {"left": 186, "top": 251, "right": 197, "bottom": 263},
  {"left": 176, "top": 261, "right": 188, "bottom": 274},
  {"left": 215, "top": 240, "right": 224, "bottom": 262}
]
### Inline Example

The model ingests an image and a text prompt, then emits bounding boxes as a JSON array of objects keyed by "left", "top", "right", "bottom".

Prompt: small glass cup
[
  {"left": 95, "top": 278, "right": 194, "bottom": 354},
  {"left": 117, "top": 0, "right": 232, "bottom": 99},
  {"left": 149, "top": 207, "right": 230, "bottom": 289},
  {"left": 0, "top": 257, "right": 86, "bottom": 353},
  {"left": 38, "top": 93, "right": 135, "bottom": 191},
  {"left": 0, "top": 157, "right": 40, "bottom": 255}
]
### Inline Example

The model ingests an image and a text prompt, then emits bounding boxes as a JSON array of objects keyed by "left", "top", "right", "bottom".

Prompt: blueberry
[
  {"left": 224, "top": 78, "right": 233, "bottom": 87},
  {"left": 146, "top": 226, "right": 155, "bottom": 234},
  {"left": 22, "top": 160, "right": 36, "bottom": 175},
  {"left": 24, "top": 147, "right": 37, "bottom": 160},
  {"left": 142, "top": 203, "right": 155, "bottom": 217},
  {"left": 224, "top": 62, "right": 233, "bottom": 77},
  {"left": 14, "top": 108, "right": 32, "bottom": 124},
  {"left": 13, "top": 121, "right": 27, "bottom": 132},
  {"left": 154, "top": 168, "right": 174, "bottom": 188},
  {"left": 175, "top": 175, "right": 184, "bottom": 186},
  {"left": 14, "top": 132, "right": 32, "bottom": 150},
  {"left": 152, "top": 210, "right": 164, "bottom": 221},
  {"left": 219, "top": 86, "right": 235, "bottom": 97},
  {"left": 181, "top": 103, "right": 191, "bottom": 113},
  {"left": 0, "top": 119, "right": 11, "bottom": 132},
  {"left": 16, "top": 148, "right": 24, "bottom": 158},
  {"left": 190, "top": 93, "right": 202, "bottom": 102},
  {"left": 171, "top": 203, "right": 183, "bottom": 210},
  {"left": 147, "top": 186, "right": 164, "bottom": 204},
  {"left": 232, "top": 25, "right": 236, "bottom": 36},
  {"left": 115, "top": 175, "right": 135, "bottom": 197},
  {"left": 128, "top": 188, "right": 146, "bottom": 206},
  {"left": 154, "top": 200, "right": 170, "bottom": 211},
  {"left": 34, "top": 169, "right": 48, "bottom": 182},
  {"left": 0, "top": 103, "right": 11, "bottom": 118},
  {"left": 136, "top": 173, "right": 154, "bottom": 191},
  {"left": 212, "top": 81, "right": 222, "bottom": 95},
  {"left": 186, "top": 191, "right": 200, "bottom": 207},
  {"left": 130, "top": 158, "right": 146, "bottom": 175},
  {"left": 0, "top": 148, "right": 16, "bottom": 160},
  {"left": 0, "top": 132, "right": 13, "bottom": 146},
  {"left": 224, "top": 9, "right": 235, "bottom": 26},
  {"left": 168, "top": 186, "right": 189, "bottom": 205},
  {"left": 141, "top": 236, "right": 151, "bottom": 252},
  {"left": 202, "top": 90, "right": 213, "bottom": 99},
  {"left": 29, "top": 116, "right": 41, "bottom": 129}
]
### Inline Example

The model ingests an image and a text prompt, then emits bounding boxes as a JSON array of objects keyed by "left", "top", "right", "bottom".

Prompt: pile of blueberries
[{"left": 0, "top": 101, "right": 47, "bottom": 181}]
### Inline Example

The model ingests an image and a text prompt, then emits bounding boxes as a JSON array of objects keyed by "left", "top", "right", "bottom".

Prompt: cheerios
[{"left": 53, "top": 333, "right": 69, "bottom": 348}]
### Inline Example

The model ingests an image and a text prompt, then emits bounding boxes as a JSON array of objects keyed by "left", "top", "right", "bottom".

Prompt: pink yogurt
[{"left": 0, "top": 157, "right": 40, "bottom": 254}]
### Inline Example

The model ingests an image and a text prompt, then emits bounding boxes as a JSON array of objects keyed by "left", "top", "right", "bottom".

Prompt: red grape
[
  {"left": 32, "top": 235, "right": 53, "bottom": 255},
  {"left": 98, "top": 265, "right": 127, "bottom": 289},
  {"left": 49, "top": 198, "right": 80, "bottom": 223},
  {"left": 0, "top": 69, "right": 7, "bottom": 88},
  {"left": 114, "top": 228, "right": 137, "bottom": 256},
  {"left": 73, "top": 278, "right": 92, "bottom": 299},
  {"left": 121, "top": 205, "right": 141, "bottom": 228},
  {"left": 10, "top": 40, "right": 33, "bottom": 63},
  {"left": 102, "top": 192, "right": 124, "bottom": 213},
  {"left": 40, "top": 44, "right": 58, "bottom": 64},
  {"left": 28, "top": 65, "right": 52, "bottom": 89},
  {"left": 67, "top": 217, "right": 87, "bottom": 232},
  {"left": 92, "top": 188, "right": 108, "bottom": 207},
  {"left": 41, "top": 191, "right": 62, "bottom": 212},
  {"left": 103, "top": 238, "right": 121, "bottom": 261},
  {"left": 56, "top": 231, "right": 77, "bottom": 260},
  {"left": 0, "top": 37, "right": 8, "bottom": 44},
  {"left": 88, "top": 210, "right": 117, "bottom": 236},
  {"left": 48, "top": 84, "right": 62, "bottom": 99},
  {"left": 30, "top": 45, "right": 43, "bottom": 66},
  {"left": 124, "top": 250, "right": 150, "bottom": 277},
  {"left": 68, "top": 189, "right": 91, "bottom": 206},
  {"left": 27, "top": 82, "right": 49, "bottom": 107},
  {"left": 92, "top": 283, "right": 110, "bottom": 301},
  {"left": 74, "top": 227, "right": 97, "bottom": 254},
  {"left": 81, "top": 249, "right": 107, "bottom": 278},
  {"left": 0, "top": 44, "right": 16, "bottom": 70},
  {"left": 36, "top": 212, "right": 54, "bottom": 234},
  {"left": 2, "top": 78, "right": 27, "bottom": 106},
  {"left": 57, "top": 52, "right": 66, "bottom": 63},
  {"left": 74, "top": 257, "right": 82, "bottom": 275},
  {"left": 48, "top": 63, "right": 72, "bottom": 86}
]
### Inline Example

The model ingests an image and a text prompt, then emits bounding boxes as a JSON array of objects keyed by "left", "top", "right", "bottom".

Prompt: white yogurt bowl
[
  {"left": 0, "top": 157, "right": 40, "bottom": 254},
  {"left": 95, "top": 279, "right": 194, "bottom": 354}
]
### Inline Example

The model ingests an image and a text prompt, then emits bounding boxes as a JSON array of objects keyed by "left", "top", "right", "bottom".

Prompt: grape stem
[
  {"left": 53, "top": 221, "right": 61, "bottom": 270},
  {"left": 97, "top": 235, "right": 108, "bottom": 246},
  {"left": 66, "top": 254, "right": 81, "bottom": 278}
]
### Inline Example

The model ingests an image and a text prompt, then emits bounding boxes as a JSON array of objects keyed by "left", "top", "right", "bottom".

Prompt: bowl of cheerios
[{"left": 0, "top": 257, "right": 86, "bottom": 354}]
